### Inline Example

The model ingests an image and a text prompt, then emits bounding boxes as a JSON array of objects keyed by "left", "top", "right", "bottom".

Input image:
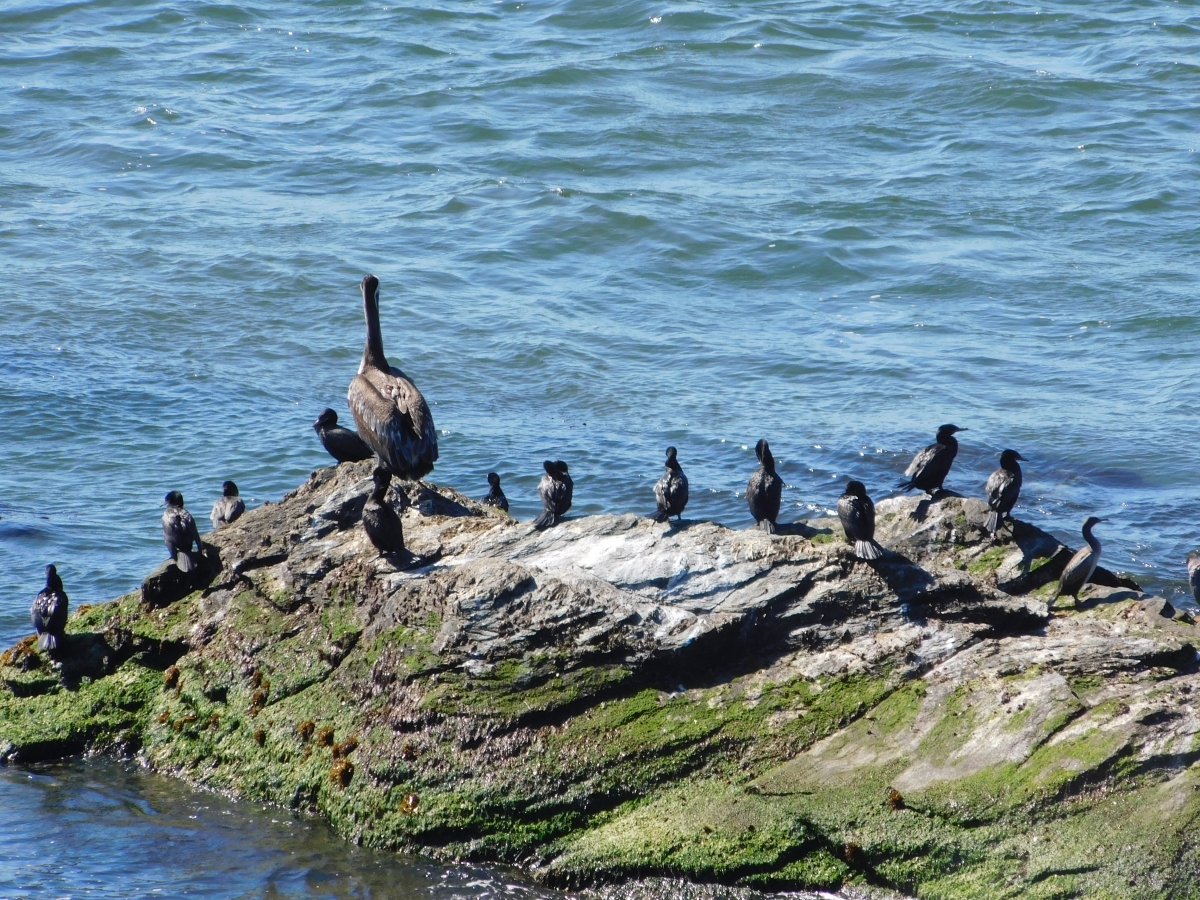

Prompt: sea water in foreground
[{"left": 0, "top": 760, "right": 839, "bottom": 900}]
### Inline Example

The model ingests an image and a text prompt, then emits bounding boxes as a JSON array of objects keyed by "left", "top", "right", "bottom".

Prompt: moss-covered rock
[{"left": 2, "top": 462, "right": 1197, "bottom": 898}]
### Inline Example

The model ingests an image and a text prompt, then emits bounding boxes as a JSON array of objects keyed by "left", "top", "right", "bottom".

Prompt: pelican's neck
[
  {"left": 362, "top": 295, "right": 388, "bottom": 372},
  {"left": 1083, "top": 522, "right": 1102, "bottom": 554}
]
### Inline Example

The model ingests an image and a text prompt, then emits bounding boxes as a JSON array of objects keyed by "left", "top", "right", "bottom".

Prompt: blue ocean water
[
  {"left": 2, "top": 0, "right": 1199, "bottom": 890},
  {"left": 0, "top": 759, "right": 565, "bottom": 899}
]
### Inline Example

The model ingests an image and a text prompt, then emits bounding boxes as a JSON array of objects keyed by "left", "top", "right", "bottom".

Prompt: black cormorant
[
  {"left": 210, "top": 480, "right": 245, "bottom": 530},
  {"left": 899, "top": 424, "right": 966, "bottom": 495},
  {"left": 162, "top": 491, "right": 202, "bottom": 573},
  {"left": 652, "top": 446, "right": 689, "bottom": 523},
  {"left": 533, "top": 460, "right": 573, "bottom": 529},
  {"left": 482, "top": 472, "right": 509, "bottom": 512},
  {"left": 837, "top": 480, "right": 884, "bottom": 560},
  {"left": 746, "top": 439, "right": 783, "bottom": 533},
  {"left": 363, "top": 467, "right": 405, "bottom": 554},
  {"left": 31, "top": 564, "right": 68, "bottom": 653},
  {"left": 313, "top": 408, "right": 373, "bottom": 463},
  {"left": 984, "top": 450, "right": 1025, "bottom": 534},
  {"left": 346, "top": 275, "right": 439, "bottom": 480},
  {"left": 1051, "top": 516, "right": 1105, "bottom": 606}
]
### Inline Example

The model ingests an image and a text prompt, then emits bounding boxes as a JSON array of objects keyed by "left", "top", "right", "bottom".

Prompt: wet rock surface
[{"left": 2, "top": 460, "right": 1198, "bottom": 899}]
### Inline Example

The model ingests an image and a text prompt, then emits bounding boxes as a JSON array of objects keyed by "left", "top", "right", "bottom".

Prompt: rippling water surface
[
  {"left": 2, "top": 0, "right": 1199, "bottom": 888},
  {"left": 0, "top": 759, "right": 567, "bottom": 899}
]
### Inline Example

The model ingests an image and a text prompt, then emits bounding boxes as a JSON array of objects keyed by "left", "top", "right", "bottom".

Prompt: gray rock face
[
  {"left": 6, "top": 459, "right": 1199, "bottom": 899},
  {"left": 191, "top": 460, "right": 1191, "bottom": 712}
]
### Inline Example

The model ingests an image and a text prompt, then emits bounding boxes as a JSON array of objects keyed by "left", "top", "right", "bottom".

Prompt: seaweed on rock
[{"left": 2, "top": 460, "right": 1197, "bottom": 899}]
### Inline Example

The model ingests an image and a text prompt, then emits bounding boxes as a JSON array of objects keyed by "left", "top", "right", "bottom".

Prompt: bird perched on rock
[
  {"left": 984, "top": 449, "right": 1025, "bottom": 534},
  {"left": 899, "top": 424, "right": 966, "bottom": 496},
  {"left": 652, "top": 447, "right": 689, "bottom": 523},
  {"left": 31, "top": 564, "right": 68, "bottom": 653},
  {"left": 838, "top": 480, "right": 884, "bottom": 560},
  {"left": 481, "top": 472, "right": 509, "bottom": 512},
  {"left": 313, "top": 408, "right": 373, "bottom": 464},
  {"left": 1189, "top": 552, "right": 1200, "bottom": 606},
  {"left": 347, "top": 275, "right": 438, "bottom": 480},
  {"left": 210, "top": 480, "right": 245, "bottom": 530},
  {"left": 534, "top": 460, "right": 573, "bottom": 529},
  {"left": 162, "top": 491, "right": 202, "bottom": 573},
  {"left": 746, "top": 439, "right": 783, "bottom": 533},
  {"left": 1051, "top": 516, "right": 1106, "bottom": 606},
  {"left": 362, "top": 466, "right": 405, "bottom": 554}
]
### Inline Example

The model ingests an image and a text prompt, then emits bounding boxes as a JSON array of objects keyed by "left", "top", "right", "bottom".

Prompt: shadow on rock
[{"left": 141, "top": 543, "right": 222, "bottom": 607}]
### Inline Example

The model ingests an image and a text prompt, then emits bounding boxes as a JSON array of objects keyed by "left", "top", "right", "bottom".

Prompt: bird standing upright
[
  {"left": 746, "top": 439, "right": 783, "bottom": 533},
  {"left": 347, "top": 275, "right": 439, "bottom": 480},
  {"left": 899, "top": 424, "right": 966, "bottom": 496},
  {"left": 481, "top": 472, "right": 509, "bottom": 512},
  {"left": 210, "top": 480, "right": 245, "bottom": 530},
  {"left": 313, "top": 408, "right": 373, "bottom": 464},
  {"left": 533, "top": 461, "right": 573, "bottom": 529},
  {"left": 837, "top": 480, "right": 884, "bottom": 560},
  {"left": 162, "top": 491, "right": 202, "bottom": 573},
  {"left": 984, "top": 449, "right": 1025, "bottom": 534},
  {"left": 652, "top": 446, "right": 689, "bottom": 523},
  {"left": 1189, "top": 551, "right": 1200, "bottom": 606},
  {"left": 1051, "top": 516, "right": 1106, "bottom": 606},
  {"left": 362, "top": 466, "right": 405, "bottom": 555},
  {"left": 31, "top": 564, "right": 68, "bottom": 653}
]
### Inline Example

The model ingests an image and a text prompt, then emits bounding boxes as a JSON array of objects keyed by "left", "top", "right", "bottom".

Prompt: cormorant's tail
[
  {"left": 855, "top": 539, "right": 884, "bottom": 561},
  {"left": 896, "top": 479, "right": 915, "bottom": 492},
  {"left": 176, "top": 551, "right": 195, "bottom": 573},
  {"left": 652, "top": 508, "right": 670, "bottom": 523},
  {"left": 984, "top": 511, "right": 1001, "bottom": 534},
  {"left": 759, "top": 519, "right": 777, "bottom": 535},
  {"left": 36, "top": 633, "right": 57, "bottom": 652},
  {"left": 533, "top": 511, "right": 558, "bottom": 529}
]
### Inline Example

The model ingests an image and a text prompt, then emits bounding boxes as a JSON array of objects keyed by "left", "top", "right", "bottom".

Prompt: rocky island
[{"left": 3, "top": 461, "right": 1199, "bottom": 899}]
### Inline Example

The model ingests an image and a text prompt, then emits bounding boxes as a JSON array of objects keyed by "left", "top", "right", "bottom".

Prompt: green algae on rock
[{"left": 3, "top": 461, "right": 1199, "bottom": 899}]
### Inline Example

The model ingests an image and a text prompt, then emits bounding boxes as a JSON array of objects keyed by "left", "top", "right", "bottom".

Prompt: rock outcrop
[{"left": 2, "top": 461, "right": 1198, "bottom": 899}]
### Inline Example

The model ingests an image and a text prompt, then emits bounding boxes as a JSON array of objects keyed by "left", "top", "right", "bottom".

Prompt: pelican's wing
[
  {"left": 384, "top": 374, "right": 438, "bottom": 468},
  {"left": 349, "top": 371, "right": 439, "bottom": 474}
]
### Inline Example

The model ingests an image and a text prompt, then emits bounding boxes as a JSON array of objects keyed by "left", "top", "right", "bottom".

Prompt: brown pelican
[
  {"left": 31, "top": 564, "right": 68, "bottom": 652},
  {"left": 534, "top": 461, "right": 573, "bottom": 529},
  {"left": 837, "top": 480, "right": 883, "bottom": 560},
  {"left": 1189, "top": 551, "right": 1200, "bottom": 606},
  {"left": 746, "top": 439, "right": 783, "bottom": 533},
  {"left": 347, "top": 275, "right": 438, "bottom": 480},
  {"left": 162, "top": 491, "right": 202, "bottom": 573},
  {"left": 1051, "top": 516, "right": 1106, "bottom": 605},
  {"left": 362, "top": 467, "right": 405, "bottom": 554},
  {"left": 313, "top": 408, "right": 373, "bottom": 463},
  {"left": 210, "top": 480, "right": 245, "bottom": 530},
  {"left": 984, "top": 449, "right": 1025, "bottom": 534},
  {"left": 899, "top": 424, "right": 966, "bottom": 495},
  {"left": 481, "top": 472, "right": 509, "bottom": 512},
  {"left": 652, "top": 446, "right": 689, "bottom": 523}
]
